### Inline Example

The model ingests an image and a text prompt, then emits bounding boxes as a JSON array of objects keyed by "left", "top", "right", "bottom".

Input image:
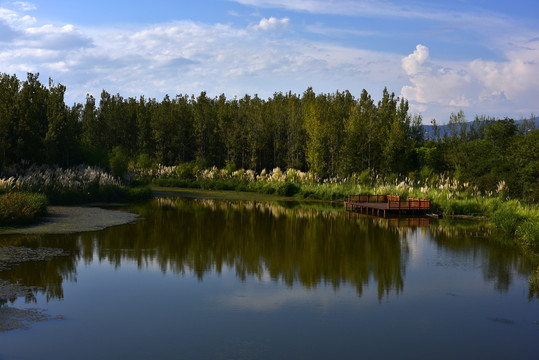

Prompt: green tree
[
  {"left": 304, "top": 94, "right": 329, "bottom": 178},
  {"left": 110, "top": 145, "right": 129, "bottom": 180},
  {"left": 342, "top": 89, "right": 373, "bottom": 174},
  {"left": 383, "top": 98, "right": 410, "bottom": 175},
  {"left": 0, "top": 73, "right": 21, "bottom": 168},
  {"left": 16, "top": 73, "right": 48, "bottom": 164}
]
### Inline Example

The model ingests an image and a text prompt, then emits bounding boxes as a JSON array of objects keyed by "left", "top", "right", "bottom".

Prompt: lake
[{"left": 1, "top": 194, "right": 538, "bottom": 359}]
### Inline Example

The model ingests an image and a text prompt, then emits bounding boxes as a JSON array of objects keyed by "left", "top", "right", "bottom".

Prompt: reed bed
[{"left": 0, "top": 164, "right": 150, "bottom": 205}]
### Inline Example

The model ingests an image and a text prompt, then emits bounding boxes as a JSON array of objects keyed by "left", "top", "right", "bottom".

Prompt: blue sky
[{"left": 1, "top": 0, "right": 538, "bottom": 122}]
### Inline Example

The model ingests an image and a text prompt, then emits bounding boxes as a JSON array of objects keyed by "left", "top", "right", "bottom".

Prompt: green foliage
[
  {"left": 123, "top": 186, "right": 153, "bottom": 202},
  {"left": 175, "top": 162, "right": 197, "bottom": 180},
  {"left": 443, "top": 200, "right": 483, "bottom": 216},
  {"left": 490, "top": 205, "right": 524, "bottom": 235},
  {"left": 110, "top": 146, "right": 129, "bottom": 179},
  {"left": 359, "top": 169, "right": 371, "bottom": 186},
  {"left": 275, "top": 182, "right": 300, "bottom": 197},
  {"left": 0, "top": 192, "right": 47, "bottom": 226},
  {"left": 83, "top": 147, "right": 110, "bottom": 170},
  {"left": 515, "top": 221, "right": 539, "bottom": 250},
  {"left": 137, "top": 153, "right": 154, "bottom": 169}
]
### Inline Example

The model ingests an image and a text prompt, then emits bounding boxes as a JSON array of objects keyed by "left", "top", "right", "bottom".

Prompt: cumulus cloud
[
  {"left": 401, "top": 42, "right": 539, "bottom": 119},
  {"left": 401, "top": 44, "right": 429, "bottom": 75},
  {"left": 253, "top": 16, "right": 290, "bottom": 31},
  {"left": 0, "top": 7, "right": 35, "bottom": 27}
]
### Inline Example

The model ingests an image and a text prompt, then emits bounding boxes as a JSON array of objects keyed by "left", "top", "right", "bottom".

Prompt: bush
[
  {"left": 516, "top": 220, "right": 539, "bottom": 249},
  {"left": 490, "top": 207, "right": 524, "bottom": 235},
  {"left": 444, "top": 200, "right": 484, "bottom": 216},
  {"left": 153, "top": 178, "right": 195, "bottom": 188},
  {"left": 359, "top": 169, "right": 371, "bottom": 186},
  {"left": 124, "top": 186, "right": 153, "bottom": 202},
  {"left": 275, "top": 182, "right": 300, "bottom": 197},
  {"left": 176, "top": 162, "right": 197, "bottom": 180},
  {"left": 110, "top": 146, "right": 129, "bottom": 179},
  {"left": 0, "top": 192, "right": 48, "bottom": 226},
  {"left": 137, "top": 153, "right": 154, "bottom": 169}
]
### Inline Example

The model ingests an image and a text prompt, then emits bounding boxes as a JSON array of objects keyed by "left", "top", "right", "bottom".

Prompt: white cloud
[
  {"left": 0, "top": 7, "right": 36, "bottom": 27},
  {"left": 2, "top": 2, "right": 536, "bottom": 122},
  {"left": 230, "top": 0, "right": 512, "bottom": 26},
  {"left": 401, "top": 42, "right": 539, "bottom": 120},
  {"left": 231, "top": 0, "right": 406, "bottom": 18},
  {"left": 13, "top": 1, "right": 36, "bottom": 11},
  {"left": 0, "top": 7, "right": 403, "bottom": 104},
  {"left": 253, "top": 16, "right": 290, "bottom": 31},
  {"left": 23, "top": 24, "right": 93, "bottom": 50},
  {"left": 401, "top": 44, "right": 429, "bottom": 75}
]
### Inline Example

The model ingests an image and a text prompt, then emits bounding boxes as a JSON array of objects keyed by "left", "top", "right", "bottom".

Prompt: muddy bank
[
  {"left": 0, "top": 206, "right": 139, "bottom": 331},
  {"left": 0, "top": 246, "right": 70, "bottom": 272},
  {"left": 0, "top": 246, "right": 70, "bottom": 303},
  {"left": 0, "top": 247, "right": 68, "bottom": 331},
  {"left": 0, "top": 206, "right": 140, "bottom": 235},
  {"left": 0, "top": 304, "right": 64, "bottom": 332}
]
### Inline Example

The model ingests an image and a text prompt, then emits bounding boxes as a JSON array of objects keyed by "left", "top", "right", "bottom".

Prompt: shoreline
[
  {"left": 0, "top": 205, "right": 141, "bottom": 331},
  {"left": 0, "top": 206, "right": 140, "bottom": 235}
]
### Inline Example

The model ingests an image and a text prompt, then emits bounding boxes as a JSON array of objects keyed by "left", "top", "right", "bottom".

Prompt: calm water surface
[{"left": 0, "top": 195, "right": 538, "bottom": 359}]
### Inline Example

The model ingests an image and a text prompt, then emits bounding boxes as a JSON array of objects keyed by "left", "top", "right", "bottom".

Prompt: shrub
[
  {"left": 516, "top": 220, "right": 539, "bottom": 249},
  {"left": 137, "top": 153, "right": 154, "bottom": 169},
  {"left": 124, "top": 186, "right": 153, "bottom": 202},
  {"left": 260, "top": 183, "right": 276, "bottom": 195},
  {"left": 490, "top": 207, "right": 524, "bottom": 235},
  {"left": 444, "top": 200, "right": 484, "bottom": 216},
  {"left": 275, "top": 182, "right": 300, "bottom": 197},
  {"left": 176, "top": 162, "right": 197, "bottom": 180},
  {"left": 359, "top": 169, "right": 371, "bottom": 186},
  {"left": 153, "top": 178, "right": 194, "bottom": 188},
  {"left": 110, "top": 146, "right": 129, "bottom": 179},
  {"left": 0, "top": 192, "right": 48, "bottom": 226}
]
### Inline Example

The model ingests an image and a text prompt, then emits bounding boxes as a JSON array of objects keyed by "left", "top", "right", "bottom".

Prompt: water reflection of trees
[
  {"left": 79, "top": 197, "right": 407, "bottom": 300},
  {"left": 1, "top": 197, "right": 537, "bottom": 305},
  {"left": 426, "top": 220, "right": 536, "bottom": 294},
  {"left": 0, "top": 234, "right": 79, "bottom": 306}
]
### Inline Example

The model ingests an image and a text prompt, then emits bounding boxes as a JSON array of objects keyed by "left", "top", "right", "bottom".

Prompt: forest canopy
[{"left": 0, "top": 72, "right": 537, "bottom": 201}]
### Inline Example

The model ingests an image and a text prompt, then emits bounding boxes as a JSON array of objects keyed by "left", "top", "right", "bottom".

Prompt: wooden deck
[{"left": 344, "top": 194, "right": 430, "bottom": 217}]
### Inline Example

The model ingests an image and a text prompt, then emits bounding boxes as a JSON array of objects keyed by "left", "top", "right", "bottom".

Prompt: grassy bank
[
  {"left": 0, "top": 193, "right": 48, "bottom": 226},
  {"left": 0, "top": 165, "right": 151, "bottom": 226}
]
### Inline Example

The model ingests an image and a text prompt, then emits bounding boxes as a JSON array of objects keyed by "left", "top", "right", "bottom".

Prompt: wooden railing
[
  {"left": 387, "top": 197, "right": 430, "bottom": 210},
  {"left": 347, "top": 194, "right": 430, "bottom": 211},
  {"left": 347, "top": 194, "right": 387, "bottom": 203}
]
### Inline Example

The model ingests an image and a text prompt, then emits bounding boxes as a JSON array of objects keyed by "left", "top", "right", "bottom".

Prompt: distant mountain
[{"left": 422, "top": 117, "right": 538, "bottom": 140}]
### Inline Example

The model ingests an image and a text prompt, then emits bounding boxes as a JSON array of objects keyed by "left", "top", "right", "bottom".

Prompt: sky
[{"left": 0, "top": 0, "right": 538, "bottom": 123}]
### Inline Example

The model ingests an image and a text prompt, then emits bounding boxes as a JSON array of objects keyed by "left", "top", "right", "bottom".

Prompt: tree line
[{"left": 0, "top": 73, "right": 537, "bottom": 201}]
